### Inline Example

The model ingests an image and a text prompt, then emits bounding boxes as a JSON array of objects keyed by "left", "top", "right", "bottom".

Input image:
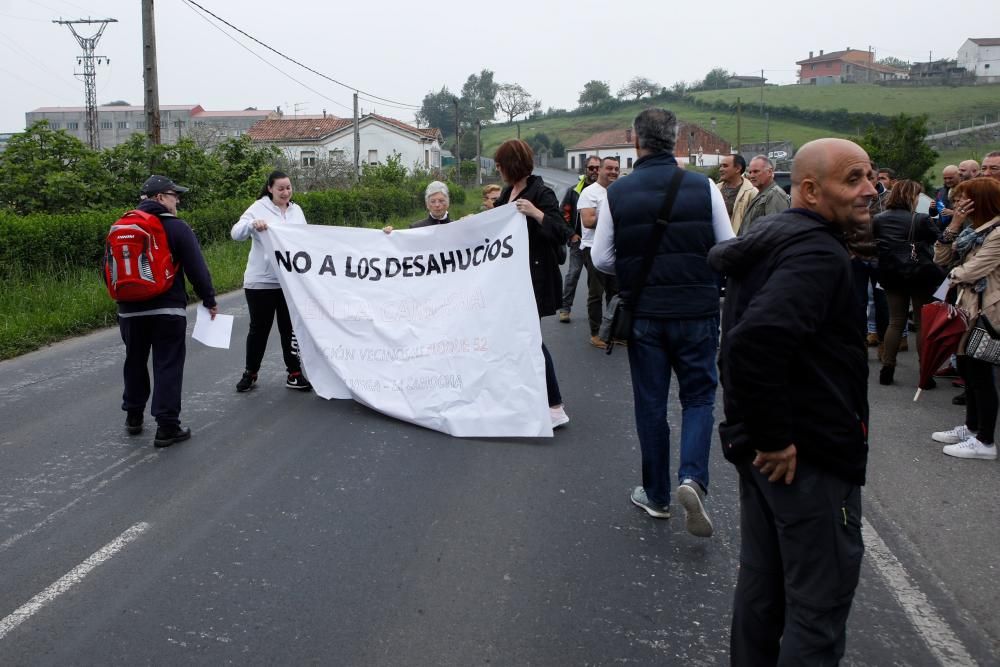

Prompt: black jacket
[
  {"left": 411, "top": 214, "right": 450, "bottom": 229},
  {"left": 560, "top": 177, "right": 585, "bottom": 237},
  {"left": 497, "top": 175, "right": 567, "bottom": 317},
  {"left": 708, "top": 209, "right": 869, "bottom": 485},
  {"left": 873, "top": 208, "right": 942, "bottom": 290}
]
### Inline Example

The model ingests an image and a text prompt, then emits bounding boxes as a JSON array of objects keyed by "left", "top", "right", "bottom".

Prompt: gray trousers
[{"left": 559, "top": 240, "right": 584, "bottom": 312}]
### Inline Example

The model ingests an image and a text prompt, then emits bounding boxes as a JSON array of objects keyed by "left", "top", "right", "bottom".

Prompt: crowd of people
[{"left": 110, "top": 108, "right": 999, "bottom": 663}]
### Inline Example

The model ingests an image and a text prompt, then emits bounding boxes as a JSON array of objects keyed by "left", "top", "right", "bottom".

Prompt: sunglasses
[{"left": 586, "top": 166, "right": 600, "bottom": 171}]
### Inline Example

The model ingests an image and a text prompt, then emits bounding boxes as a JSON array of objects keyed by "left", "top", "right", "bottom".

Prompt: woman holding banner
[
  {"left": 230, "top": 171, "right": 312, "bottom": 393},
  {"left": 494, "top": 139, "right": 571, "bottom": 429}
]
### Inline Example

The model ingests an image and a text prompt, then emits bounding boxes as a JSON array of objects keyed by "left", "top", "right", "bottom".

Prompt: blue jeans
[{"left": 627, "top": 316, "right": 719, "bottom": 505}]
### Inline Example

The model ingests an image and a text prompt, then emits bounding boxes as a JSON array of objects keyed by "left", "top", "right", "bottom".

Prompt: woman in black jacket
[
  {"left": 494, "top": 139, "right": 571, "bottom": 428},
  {"left": 873, "top": 179, "right": 943, "bottom": 385}
]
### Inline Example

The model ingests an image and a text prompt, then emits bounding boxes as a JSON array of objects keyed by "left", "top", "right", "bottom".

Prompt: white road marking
[
  {"left": 0, "top": 453, "right": 156, "bottom": 554},
  {"left": 0, "top": 521, "right": 150, "bottom": 641},
  {"left": 862, "top": 518, "right": 977, "bottom": 666}
]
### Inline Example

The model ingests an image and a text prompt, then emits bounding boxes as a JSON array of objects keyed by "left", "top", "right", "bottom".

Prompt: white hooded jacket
[{"left": 231, "top": 196, "right": 308, "bottom": 287}]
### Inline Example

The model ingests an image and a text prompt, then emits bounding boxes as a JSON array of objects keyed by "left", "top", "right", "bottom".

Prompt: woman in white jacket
[{"left": 231, "top": 171, "right": 311, "bottom": 392}]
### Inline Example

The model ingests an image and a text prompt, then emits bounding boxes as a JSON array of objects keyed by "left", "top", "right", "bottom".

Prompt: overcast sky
[{"left": 0, "top": 0, "right": 994, "bottom": 134}]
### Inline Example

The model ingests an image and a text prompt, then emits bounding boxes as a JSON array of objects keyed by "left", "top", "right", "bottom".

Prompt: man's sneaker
[
  {"left": 677, "top": 479, "right": 714, "bottom": 537},
  {"left": 125, "top": 411, "right": 144, "bottom": 435},
  {"left": 931, "top": 424, "right": 973, "bottom": 444},
  {"left": 943, "top": 437, "right": 998, "bottom": 460},
  {"left": 630, "top": 486, "right": 670, "bottom": 519},
  {"left": 154, "top": 424, "right": 191, "bottom": 448},
  {"left": 550, "top": 405, "right": 569, "bottom": 429},
  {"left": 236, "top": 371, "right": 257, "bottom": 393},
  {"left": 286, "top": 371, "right": 312, "bottom": 391},
  {"left": 559, "top": 311, "right": 571, "bottom": 323},
  {"left": 589, "top": 335, "right": 607, "bottom": 349}
]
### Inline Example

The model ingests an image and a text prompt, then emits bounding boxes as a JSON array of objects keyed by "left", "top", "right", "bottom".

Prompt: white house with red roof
[
  {"left": 958, "top": 38, "right": 1000, "bottom": 82},
  {"left": 566, "top": 122, "right": 731, "bottom": 172},
  {"left": 247, "top": 113, "right": 443, "bottom": 172}
]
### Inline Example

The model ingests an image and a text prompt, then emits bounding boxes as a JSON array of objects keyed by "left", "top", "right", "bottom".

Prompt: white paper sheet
[
  {"left": 192, "top": 305, "right": 234, "bottom": 349},
  {"left": 933, "top": 277, "right": 950, "bottom": 301}
]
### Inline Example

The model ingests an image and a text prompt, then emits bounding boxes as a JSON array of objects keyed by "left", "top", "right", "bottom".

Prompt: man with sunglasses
[
  {"left": 117, "top": 175, "right": 218, "bottom": 448},
  {"left": 558, "top": 156, "right": 601, "bottom": 322}
]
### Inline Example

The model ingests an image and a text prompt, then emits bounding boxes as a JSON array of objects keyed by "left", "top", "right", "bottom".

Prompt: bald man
[
  {"left": 959, "top": 159, "right": 980, "bottom": 181},
  {"left": 931, "top": 164, "right": 960, "bottom": 225},
  {"left": 709, "top": 138, "right": 874, "bottom": 666}
]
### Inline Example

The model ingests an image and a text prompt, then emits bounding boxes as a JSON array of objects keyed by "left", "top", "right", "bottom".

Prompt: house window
[
  {"left": 810, "top": 64, "right": 815, "bottom": 70},
  {"left": 50, "top": 122, "right": 61, "bottom": 129},
  {"left": 135, "top": 120, "right": 146, "bottom": 129},
  {"left": 627, "top": 157, "right": 633, "bottom": 168},
  {"left": 330, "top": 148, "right": 345, "bottom": 161},
  {"left": 159, "top": 120, "right": 167, "bottom": 128},
  {"left": 367, "top": 149, "right": 378, "bottom": 163},
  {"left": 425, "top": 149, "right": 430, "bottom": 167},
  {"left": 301, "top": 150, "right": 317, "bottom": 167},
  {"left": 117, "top": 121, "right": 128, "bottom": 129},
  {"left": 67, "top": 122, "right": 79, "bottom": 130},
  {"left": 101, "top": 121, "right": 112, "bottom": 129},
  {"left": 571, "top": 156, "right": 575, "bottom": 170}
]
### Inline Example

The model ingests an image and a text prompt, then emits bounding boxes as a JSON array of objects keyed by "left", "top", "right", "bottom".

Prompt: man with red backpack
[{"left": 115, "top": 175, "right": 218, "bottom": 447}]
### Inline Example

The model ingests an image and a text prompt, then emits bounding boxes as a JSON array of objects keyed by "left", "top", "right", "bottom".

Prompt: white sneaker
[
  {"left": 931, "top": 425, "right": 972, "bottom": 444},
  {"left": 550, "top": 405, "right": 569, "bottom": 429},
  {"left": 943, "top": 437, "right": 998, "bottom": 460},
  {"left": 677, "top": 479, "right": 714, "bottom": 538}
]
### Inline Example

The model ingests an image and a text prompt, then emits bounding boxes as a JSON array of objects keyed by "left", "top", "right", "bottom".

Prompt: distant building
[
  {"left": 958, "top": 38, "right": 1000, "bottom": 83},
  {"left": 247, "top": 113, "right": 443, "bottom": 172},
  {"left": 0, "top": 132, "right": 13, "bottom": 154},
  {"left": 796, "top": 48, "right": 908, "bottom": 84},
  {"left": 726, "top": 75, "right": 766, "bottom": 88},
  {"left": 566, "top": 122, "right": 730, "bottom": 172},
  {"left": 24, "top": 104, "right": 275, "bottom": 148}
]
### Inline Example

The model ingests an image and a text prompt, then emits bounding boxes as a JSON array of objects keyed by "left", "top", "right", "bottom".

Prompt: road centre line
[
  {"left": 862, "top": 518, "right": 977, "bottom": 666},
  {"left": 0, "top": 521, "right": 150, "bottom": 641},
  {"left": 0, "top": 452, "right": 156, "bottom": 554}
]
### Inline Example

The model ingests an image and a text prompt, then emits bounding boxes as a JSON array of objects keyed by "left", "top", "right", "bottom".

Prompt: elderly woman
[
  {"left": 493, "top": 139, "right": 571, "bottom": 428},
  {"left": 931, "top": 177, "right": 1000, "bottom": 460},
  {"left": 412, "top": 181, "right": 451, "bottom": 228},
  {"left": 873, "top": 179, "right": 943, "bottom": 385}
]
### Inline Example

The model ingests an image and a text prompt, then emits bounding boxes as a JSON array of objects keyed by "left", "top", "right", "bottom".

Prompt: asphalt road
[{"left": 1, "top": 279, "right": 998, "bottom": 664}]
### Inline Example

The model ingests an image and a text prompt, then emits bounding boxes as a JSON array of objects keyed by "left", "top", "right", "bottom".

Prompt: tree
[
  {"left": 495, "top": 83, "right": 538, "bottom": 123},
  {"left": 856, "top": 113, "right": 937, "bottom": 183},
  {"left": 702, "top": 67, "right": 733, "bottom": 90},
  {"left": 877, "top": 56, "right": 910, "bottom": 70},
  {"left": 102, "top": 100, "right": 131, "bottom": 106},
  {"left": 551, "top": 138, "right": 566, "bottom": 158},
  {"left": 578, "top": 80, "right": 613, "bottom": 109},
  {"left": 0, "top": 121, "right": 108, "bottom": 214},
  {"left": 617, "top": 76, "right": 659, "bottom": 101},
  {"left": 213, "top": 135, "right": 281, "bottom": 200},
  {"left": 416, "top": 86, "right": 457, "bottom": 138},
  {"left": 460, "top": 69, "right": 498, "bottom": 125},
  {"left": 526, "top": 132, "right": 551, "bottom": 155}
]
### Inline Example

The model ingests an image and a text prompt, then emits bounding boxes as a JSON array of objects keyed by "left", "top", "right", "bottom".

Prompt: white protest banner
[{"left": 260, "top": 204, "right": 552, "bottom": 438}]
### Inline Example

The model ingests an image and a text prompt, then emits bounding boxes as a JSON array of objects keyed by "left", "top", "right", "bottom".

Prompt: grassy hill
[{"left": 690, "top": 84, "right": 1000, "bottom": 132}]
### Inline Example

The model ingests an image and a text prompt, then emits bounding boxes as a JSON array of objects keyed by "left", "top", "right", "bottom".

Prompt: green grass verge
[
  {"left": 0, "top": 196, "right": 493, "bottom": 360},
  {"left": 690, "top": 84, "right": 1000, "bottom": 129}
]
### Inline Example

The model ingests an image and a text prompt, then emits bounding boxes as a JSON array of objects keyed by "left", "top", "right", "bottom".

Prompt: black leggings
[
  {"left": 542, "top": 343, "right": 562, "bottom": 407},
  {"left": 959, "top": 355, "right": 997, "bottom": 444},
  {"left": 244, "top": 288, "right": 300, "bottom": 374}
]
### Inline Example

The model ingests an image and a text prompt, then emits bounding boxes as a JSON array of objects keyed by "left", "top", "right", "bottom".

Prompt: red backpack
[{"left": 103, "top": 209, "right": 179, "bottom": 301}]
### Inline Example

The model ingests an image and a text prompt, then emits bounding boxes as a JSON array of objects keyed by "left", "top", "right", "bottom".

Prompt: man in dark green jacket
[{"left": 739, "top": 155, "right": 790, "bottom": 236}]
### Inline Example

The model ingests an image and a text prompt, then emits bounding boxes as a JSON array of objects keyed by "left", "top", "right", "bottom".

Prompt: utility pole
[
  {"left": 141, "top": 0, "right": 160, "bottom": 147},
  {"left": 736, "top": 97, "right": 742, "bottom": 154},
  {"left": 760, "top": 69, "right": 765, "bottom": 116},
  {"left": 765, "top": 112, "right": 770, "bottom": 157},
  {"left": 54, "top": 17, "right": 117, "bottom": 150},
  {"left": 353, "top": 92, "right": 360, "bottom": 179},
  {"left": 476, "top": 120, "right": 482, "bottom": 186},
  {"left": 453, "top": 97, "right": 461, "bottom": 178}
]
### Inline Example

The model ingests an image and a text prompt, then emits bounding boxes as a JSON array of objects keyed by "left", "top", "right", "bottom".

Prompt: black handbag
[
  {"left": 599, "top": 168, "right": 685, "bottom": 355},
  {"left": 877, "top": 212, "right": 943, "bottom": 290},
  {"left": 966, "top": 289, "right": 1000, "bottom": 364}
]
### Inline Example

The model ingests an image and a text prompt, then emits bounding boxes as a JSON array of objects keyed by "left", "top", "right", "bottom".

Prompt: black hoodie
[{"left": 708, "top": 209, "right": 869, "bottom": 485}]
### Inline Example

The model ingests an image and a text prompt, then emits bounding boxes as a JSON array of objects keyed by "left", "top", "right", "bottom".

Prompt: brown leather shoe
[{"left": 589, "top": 335, "right": 607, "bottom": 349}]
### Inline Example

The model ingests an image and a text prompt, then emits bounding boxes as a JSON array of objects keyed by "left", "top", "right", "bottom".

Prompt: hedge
[{"left": 0, "top": 183, "right": 466, "bottom": 275}]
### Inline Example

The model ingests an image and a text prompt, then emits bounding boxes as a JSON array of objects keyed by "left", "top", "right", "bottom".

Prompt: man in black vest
[
  {"left": 592, "top": 108, "right": 734, "bottom": 537},
  {"left": 709, "top": 138, "right": 873, "bottom": 665}
]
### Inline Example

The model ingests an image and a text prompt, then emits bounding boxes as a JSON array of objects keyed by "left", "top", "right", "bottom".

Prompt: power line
[
  {"left": 180, "top": 0, "right": 420, "bottom": 110},
  {"left": 179, "top": 1, "right": 355, "bottom": 114}
]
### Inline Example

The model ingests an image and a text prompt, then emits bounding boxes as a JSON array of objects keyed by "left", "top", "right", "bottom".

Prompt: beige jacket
[
  {"left": 934, "top": 215, "right": 1000, "bottom": 344},
  {"left": 716, "top": 176, "right": 758, "bottom": 234}
]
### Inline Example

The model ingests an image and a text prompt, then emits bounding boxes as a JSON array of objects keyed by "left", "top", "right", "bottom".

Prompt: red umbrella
[{"left": 914, "top": 301, "right": 968, "bottom": 401}]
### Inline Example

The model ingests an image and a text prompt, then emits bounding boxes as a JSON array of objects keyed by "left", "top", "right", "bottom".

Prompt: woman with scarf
[{"left": 931, "top": 177, "right": 1000, "bottom": 460}]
